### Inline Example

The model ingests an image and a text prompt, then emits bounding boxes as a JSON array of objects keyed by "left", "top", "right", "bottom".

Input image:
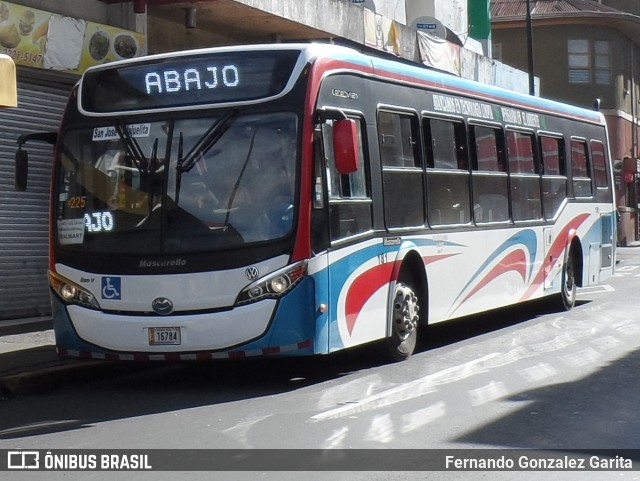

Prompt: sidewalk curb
[
  {"left": 0, "top": 317, "right": 52, "bottom": 337},
  {"left": 0, "top": 359, "right": 113, "bottom": 399}
]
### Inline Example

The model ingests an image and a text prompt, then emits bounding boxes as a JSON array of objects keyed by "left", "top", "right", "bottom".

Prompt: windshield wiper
[
  {"left": 115, "top": 120, "right": 166, "bottom": 220},
  {"left": 177, "top": 108, "right": 237, "bottom": 174},
  {"left": 115, "top": 119, "right": 147, "bottom": 173}
]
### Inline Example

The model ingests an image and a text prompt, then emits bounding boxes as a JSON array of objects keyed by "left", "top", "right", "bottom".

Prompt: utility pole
[{"left": 526, "top": 0, "right": 535, "bottom": 95}]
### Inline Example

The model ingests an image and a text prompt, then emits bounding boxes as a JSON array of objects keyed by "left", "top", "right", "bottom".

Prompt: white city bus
[{"left": 16, "top": 43, "right": 615, "bottom": 361}]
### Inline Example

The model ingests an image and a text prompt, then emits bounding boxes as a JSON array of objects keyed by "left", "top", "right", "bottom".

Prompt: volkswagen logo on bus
[
  {"left": 245, "top": 266, "right": 259, "bottom": 280},
  {"left": 152, "top": 297, "right": 174, "bottom": 315}
]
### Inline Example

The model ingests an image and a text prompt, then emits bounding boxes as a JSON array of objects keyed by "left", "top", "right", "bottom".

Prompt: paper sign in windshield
[
  {"left": 58, "top": 218, "right": 86, "bottom": 245},
  {"left": 92, "top": 124, "right": 150, "bottom": 141}
]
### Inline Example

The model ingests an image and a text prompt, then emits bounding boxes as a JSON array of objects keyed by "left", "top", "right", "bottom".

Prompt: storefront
[{"left": 0, "top": 1, "right": 146, "bottom": 320}]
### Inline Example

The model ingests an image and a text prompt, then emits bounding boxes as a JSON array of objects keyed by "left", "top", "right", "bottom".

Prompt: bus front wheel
[{"left": 385, "top": 281, "right": 420, "bottom": 361}]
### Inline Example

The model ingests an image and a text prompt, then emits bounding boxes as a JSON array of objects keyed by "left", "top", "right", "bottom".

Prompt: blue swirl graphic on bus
[{"left": 451, "top": 229, "right": 538, "bottom": 311}]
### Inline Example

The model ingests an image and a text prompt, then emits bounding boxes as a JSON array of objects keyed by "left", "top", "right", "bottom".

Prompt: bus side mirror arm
[
  {"left": 17, "top": 131, "right": 58, "bottom": 147},
  {"left": 315, "top": 108, "right": 348, "bottom": 124},
  {"left": 15, "top": 131, "right": 58, "bottom": 191}
]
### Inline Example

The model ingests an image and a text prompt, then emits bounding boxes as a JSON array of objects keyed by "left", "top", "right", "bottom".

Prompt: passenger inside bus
[
  {"left": 174, "top": 122, "right": 295, "bottom": 242},
  {"left": 228, "top": 125, "right": 295, "bottom": 240}
]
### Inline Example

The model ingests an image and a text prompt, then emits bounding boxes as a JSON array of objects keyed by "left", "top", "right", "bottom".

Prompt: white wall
[
  {"left": 348, "top": 0, "right": 407, "bottom": 24},
  {"left": 405, "top": 0, "right": 467, "bottom": 35}
]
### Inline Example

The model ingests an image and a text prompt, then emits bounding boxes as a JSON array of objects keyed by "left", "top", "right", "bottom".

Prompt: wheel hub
[{"left": 393, "top": 284, "right": 419, "bottom": 340}]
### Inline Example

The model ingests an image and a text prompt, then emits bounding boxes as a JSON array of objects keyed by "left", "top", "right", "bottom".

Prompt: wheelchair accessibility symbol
[{"left": 102, "top": 276, "right": 122, "bottom": 300}]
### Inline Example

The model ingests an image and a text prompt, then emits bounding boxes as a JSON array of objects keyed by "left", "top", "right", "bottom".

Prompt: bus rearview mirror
[
  {"left": 333, "top": 119, "right": 359, "bottom": 175},
  {"left": 14, "top": 130, "right": 57, "bottom": 192},
  {"left": 15, "top": 149, "right": 28, "bottom": 191}
]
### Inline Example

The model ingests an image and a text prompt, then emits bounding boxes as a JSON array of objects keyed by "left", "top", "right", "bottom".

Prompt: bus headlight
[
  {"left": 236, "top": 260, "right": 308, "bottom": 305},
  {"left": 49, "top": 270, "right": 100, "bottom": 310}
]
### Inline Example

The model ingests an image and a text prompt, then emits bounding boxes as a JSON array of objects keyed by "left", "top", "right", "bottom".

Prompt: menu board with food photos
[{"left": 0, "top": 1, "right": 145, "bottom": 74}]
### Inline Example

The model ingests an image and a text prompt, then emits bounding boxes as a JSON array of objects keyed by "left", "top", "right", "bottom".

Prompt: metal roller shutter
[{"left": 0, "top": 69, "right": 75, "bottom": 321}]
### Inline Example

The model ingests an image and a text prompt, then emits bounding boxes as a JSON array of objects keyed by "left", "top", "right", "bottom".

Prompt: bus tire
[
  {"left": 559, "top": 250, "right": 577, "bottom": 310},
  {"left": 385, "top": 279, "right": 420, "bottom": 362}
]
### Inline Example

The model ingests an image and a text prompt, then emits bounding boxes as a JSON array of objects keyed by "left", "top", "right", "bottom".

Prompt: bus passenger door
[
  {"left": 599, "top": 212, "right": 615, "bottom": 273},
  {"left": 587, "top": 241, "right": 601, "bottom": 285},
  {"left": 314, "top": 116, "right": 380, "bottom": 351},
  {"left": 586, "top": 212, "right": 615, "bottom": 285}
]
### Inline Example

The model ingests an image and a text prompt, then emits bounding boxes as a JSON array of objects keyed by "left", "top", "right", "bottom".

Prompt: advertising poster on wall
[
  {"left": 0, "top": 1, "right": 145, "bottom": 74},
  {"left": 363, "top": 8, "right": 400, "bottom": 56}
]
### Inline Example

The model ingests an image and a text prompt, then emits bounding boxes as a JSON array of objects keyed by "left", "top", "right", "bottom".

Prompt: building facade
[
  {"left": 491, "top": 0, "right": 640, "bottom": 245},
  {"left": 0, "top": 0, "right": 144, "bottom": 320}
]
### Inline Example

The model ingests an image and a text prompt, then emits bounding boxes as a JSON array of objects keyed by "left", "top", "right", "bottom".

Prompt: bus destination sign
[{"left": 79, "top": 50, "right": 301, "bottom": 113}]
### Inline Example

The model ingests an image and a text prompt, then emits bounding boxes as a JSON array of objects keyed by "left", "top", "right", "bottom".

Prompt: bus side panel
[
  {"left": 51, "top": 293, "right": 98, "bottom": 356},
  {"left": 424, "top": 228, "right": 542, "bottom": 322},
  {"left": 423, "top": 208, "right": 609, "bottom": 321},
  {"left": 578, "top": 210, "right": 616, "bottom": 286},
  {"left": 308, "top": 255, "right": 331, "bottom": 354},
  {"left": 261, "top": 276, "right": 319, "bottom": 355},
  {"left": 323, "top": 239, "right": 395, "bottom": 352}
]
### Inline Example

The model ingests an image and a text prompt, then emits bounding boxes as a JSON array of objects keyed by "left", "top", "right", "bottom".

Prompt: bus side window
[
  {"left": 378, "top": 110, "right": 424, "bottom": 229},
  {"left": 470, "top": 125, "right": 509, "bottom": 223},
  {"left": 507, "top": 130, "right": 542, "bottom": 222},
  {"left": 424, "top": 117, "right": 471, "bottom": 226},
  {"left": 591, "top": 141, "right": 611, "bottom": 202},
  {"left": 321, "top": 118, "right": 372, "bottom": 241},
  {"left": 571, "top": 139, "right": 593, "bottom": 198},
  {"left": 540, "top": 135, "right": 568, "bottom": 219}
]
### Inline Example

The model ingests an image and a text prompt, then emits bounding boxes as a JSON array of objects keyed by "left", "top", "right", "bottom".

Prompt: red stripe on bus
[
  {"left": 520, "top": 213, "right": 590, "bottom": 301},
  {"left": 345, "top": 261, "right": 399, "bottom": 336},
  {"left": 459, "top": 248, "right": 528, "bottom": 306}
]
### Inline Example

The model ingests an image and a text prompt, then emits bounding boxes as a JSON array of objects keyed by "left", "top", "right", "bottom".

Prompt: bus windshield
[{"left": 55, "top": 111, "right": 298, "bottom": 254}]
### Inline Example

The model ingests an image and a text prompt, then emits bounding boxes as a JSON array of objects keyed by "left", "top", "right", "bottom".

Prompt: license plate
[{"left": 148, "top": 327, "right": 181, "bottom": 346}]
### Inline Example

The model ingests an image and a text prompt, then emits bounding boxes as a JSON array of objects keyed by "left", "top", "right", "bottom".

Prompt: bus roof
[
  {"left": 301, "top": 43, "right": 605, "bottom": 126},
  {"left": 0, "top": 54, "right": 17, "bottom": 108},
  {"left": 81, "top": 42, "right": 604, "bottom": 126}
]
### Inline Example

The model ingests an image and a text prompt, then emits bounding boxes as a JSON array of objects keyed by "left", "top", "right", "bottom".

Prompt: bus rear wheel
[
  {"left": 385, "top": 281, "right": 420, "bottom": 361},
  {"left": 559, "top": 252, "right": 577, "bottom": 310}
]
